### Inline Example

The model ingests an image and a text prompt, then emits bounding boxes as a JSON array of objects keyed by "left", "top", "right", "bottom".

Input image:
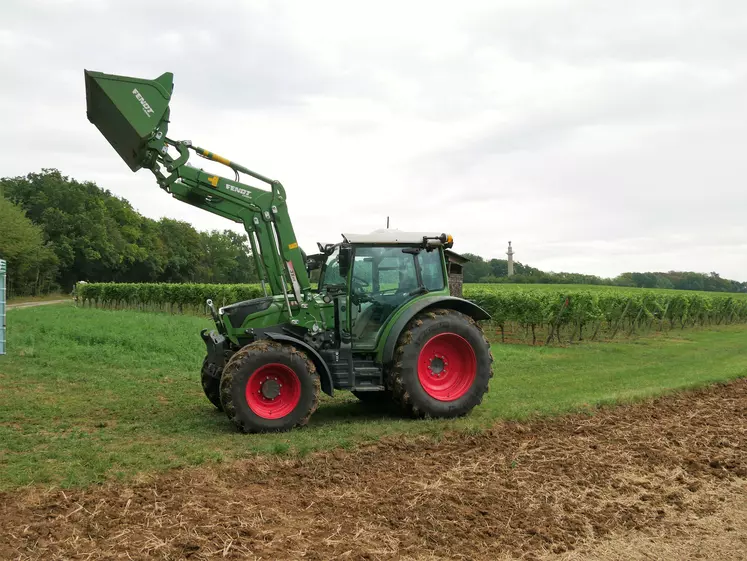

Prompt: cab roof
[{"left": 341, "top": 229, "right": 446, "bottom": 245}]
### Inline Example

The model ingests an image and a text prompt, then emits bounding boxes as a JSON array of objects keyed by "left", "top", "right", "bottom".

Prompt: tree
[
  {"left": 2, "top": 169, "right": 145, "bottom": 288},
  {"left": 654, "top": 275, "right": 674, "bottom": 290},
  {"left": 157, "top": 218, "right": 205, "bottom": 283},
  {"left": 489, "top": 259, "right": 508, "bottom": 277},
  {"left": 461, "top": 253, "right": 492, "bottom": 283},
  {"left": 221, "top": 230, "right": 258, "bottom": 283},
  {"left": 0, "top": 169, "right": 260, "bottom": 289},
  {"left": 0, "top": 198, "right": 58, "bottom": 296},
  {"left": 198, "top": 229, "right": 258, "bottom": 284},
  {"left": 614, "top": 273, "right": 636, "bottom": 287},
  {"left": 631, "top": 272, "right": 659, "bottom": 288}
]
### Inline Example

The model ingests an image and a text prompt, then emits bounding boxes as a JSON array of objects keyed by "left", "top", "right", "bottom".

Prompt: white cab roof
[{"left": 341, "top": 229, "right": 444, "bottom": 245}]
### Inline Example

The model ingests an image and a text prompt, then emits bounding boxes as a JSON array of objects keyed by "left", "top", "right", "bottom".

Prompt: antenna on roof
[{"left": 386, "top": 216, "right": 390, "bottom": 229}]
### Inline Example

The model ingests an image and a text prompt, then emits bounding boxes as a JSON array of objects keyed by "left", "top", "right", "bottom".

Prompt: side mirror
[
  {"left": 305, "top": 253, "right": 325, "bottom": 272},
  {"left": 339, "top": 246, "right": 353, "bottom": 277}
]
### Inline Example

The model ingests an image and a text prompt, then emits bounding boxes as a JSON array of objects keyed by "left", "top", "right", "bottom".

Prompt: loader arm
[
  {"left": 84, "top": 69, "right": 313, "bottom": 317},
  {"left": 152, "top": 135, "right": 309, "bottom": 304}
]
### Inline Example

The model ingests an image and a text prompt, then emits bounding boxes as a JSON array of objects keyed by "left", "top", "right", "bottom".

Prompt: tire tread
[
  {"left": 385, "top": 309, "right": 493, "bottom": 418},
  {"left": 220, "top": 341, "right": 320, "bottom": 433}
]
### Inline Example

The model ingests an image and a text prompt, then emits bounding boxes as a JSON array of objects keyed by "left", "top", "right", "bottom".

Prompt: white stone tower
[{"left": 507, "top": 241, "right": 515, "bottom": 277}]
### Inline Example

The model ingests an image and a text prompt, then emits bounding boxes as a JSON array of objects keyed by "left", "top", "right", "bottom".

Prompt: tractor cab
[{"left": 312, "top": 230, "right": 453, "bottom": 349}]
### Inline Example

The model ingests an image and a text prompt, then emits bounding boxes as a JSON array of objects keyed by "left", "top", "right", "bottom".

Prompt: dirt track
[
  {"left": 6, "top": 299, "right": 70, "bottom": 310},
  {"left": 1, "top": 379, "right": 745, "bottom": 560}
]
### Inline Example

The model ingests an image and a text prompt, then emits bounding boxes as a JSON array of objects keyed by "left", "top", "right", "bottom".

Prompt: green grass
[{"left": 1, "top": 304, "right": 746, "bottom": 490}]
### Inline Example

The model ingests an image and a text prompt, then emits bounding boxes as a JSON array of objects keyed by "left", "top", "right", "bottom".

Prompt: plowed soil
[{"left": 2, "top": 379, "right": 745, "bottom": 561}]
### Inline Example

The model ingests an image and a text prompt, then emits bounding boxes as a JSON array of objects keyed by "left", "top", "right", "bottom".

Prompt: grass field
[{"left": 1, "top": 303, "right": 746, "bottom": 491}]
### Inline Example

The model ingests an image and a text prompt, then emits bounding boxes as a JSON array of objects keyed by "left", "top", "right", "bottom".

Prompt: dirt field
[{"left": 1, "top": 379, "right": 745, "bottom": 561}]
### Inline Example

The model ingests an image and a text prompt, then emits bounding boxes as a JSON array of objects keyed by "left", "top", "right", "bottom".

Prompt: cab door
[{"left": 349, "top": 246, "right": 445, "bottom": 350}]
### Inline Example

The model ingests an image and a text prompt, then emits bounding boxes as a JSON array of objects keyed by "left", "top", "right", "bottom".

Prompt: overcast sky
[{"left": 1, "top": 0, "right": 746, "bottom": 280}]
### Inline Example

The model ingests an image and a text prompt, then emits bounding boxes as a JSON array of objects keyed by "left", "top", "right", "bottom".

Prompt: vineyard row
[{"left": 75, "top": 282, "right": 747, "bottom": 343}]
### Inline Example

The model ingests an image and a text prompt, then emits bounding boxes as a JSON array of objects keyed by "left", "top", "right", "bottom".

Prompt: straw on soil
[{"left": 1, "top": 379, "right": 745, "bottom": 560}]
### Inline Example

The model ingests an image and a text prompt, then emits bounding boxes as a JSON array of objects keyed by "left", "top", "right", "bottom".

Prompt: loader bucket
[{"left": 84, "top": 70, "right": 174, "bottom": 171}]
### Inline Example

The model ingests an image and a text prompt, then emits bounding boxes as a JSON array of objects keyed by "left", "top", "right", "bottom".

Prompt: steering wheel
[
  {"left": 350, "top": 275, "right": 372, "bottom": 305},
  {"left": 351, "top": 275, "right": 370, "bottom": 288}
]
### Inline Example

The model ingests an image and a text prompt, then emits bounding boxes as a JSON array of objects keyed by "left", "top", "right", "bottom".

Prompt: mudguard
[
  {"left": 380, "top": 296, "right": 491, "bottom": 365},
  {"left": 265, "top": 332, "right": 335, "bottom": 397}
]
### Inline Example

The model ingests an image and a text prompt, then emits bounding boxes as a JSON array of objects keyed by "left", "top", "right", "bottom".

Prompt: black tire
[
  {"left": 201, "top": 357, "right": 223, "bottom": 411},
  {"left": 219, "top": 340, "right": 320, "bottom": 433},
  {"left": 201, "top": 349, "right": 236, "bottom": 411},
  {"left": 386, "top": 308, "right": 493, "bottom": 418}
]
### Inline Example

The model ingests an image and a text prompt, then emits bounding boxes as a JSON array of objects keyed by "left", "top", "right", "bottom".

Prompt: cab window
[
  {"left": 417, "top": 250, "right": 445, "bottom": 291},
  {"left": 319, "top": 248, "right": 345, "bottom": 288},
  {"left": 353, "top": 248, "right": 418, "bottom": 293},
  {"left": 349, "top": 247, "right": 419, "bottom": 348}
]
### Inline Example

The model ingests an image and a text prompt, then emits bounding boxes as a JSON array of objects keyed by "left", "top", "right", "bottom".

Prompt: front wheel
[
  {"left": 201, "top": 349, "right": 236, "bottom": 411},
  {"left": 219, "top": 341, "right": 320, "bottom": 433},
  {"left": 201, "top": 357, "right": 223, "bottom": 411},
  {"left": 387, "top": 309, "right": 493, "bottom": 418}
]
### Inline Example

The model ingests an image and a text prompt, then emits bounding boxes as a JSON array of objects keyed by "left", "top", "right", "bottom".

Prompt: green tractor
[{"left": 84, "top": 70, "right": 494, "bottom": 433}]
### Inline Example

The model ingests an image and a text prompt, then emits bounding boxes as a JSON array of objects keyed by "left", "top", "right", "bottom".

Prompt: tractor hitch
[{"left": 200, "top": 329, "right": 229, "bottom": 377}]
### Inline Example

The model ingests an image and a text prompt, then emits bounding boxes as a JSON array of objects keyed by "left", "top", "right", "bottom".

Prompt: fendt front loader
[{"left": 84, "top": 70, "right": 493, "bottom": 433}]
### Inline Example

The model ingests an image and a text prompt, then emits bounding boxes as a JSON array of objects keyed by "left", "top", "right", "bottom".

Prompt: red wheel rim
[
  {"left": 245, "top": 363, "right": 301, "bottom": 419},
  {"left": 417, "top": 333, "right": 476, "bottom": 401}
]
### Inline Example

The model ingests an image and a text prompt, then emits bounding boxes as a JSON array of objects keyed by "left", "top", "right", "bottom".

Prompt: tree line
[
  {"left": 461, "top": 254, "right": 747, "bottom": 293},
  {"left": 0, "top": 169, "right": 259, "bottom": 296},
  {"left": 1, "top": 169, "right": 744, "bottom": 297}
]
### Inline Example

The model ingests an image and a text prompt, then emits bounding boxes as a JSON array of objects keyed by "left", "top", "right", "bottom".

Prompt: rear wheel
[
  {"left": 219, "top": 341, "right": 320, "bottom": 433},
  {"left": 387, "top": 309, "right": 493, "bottom": 418}
]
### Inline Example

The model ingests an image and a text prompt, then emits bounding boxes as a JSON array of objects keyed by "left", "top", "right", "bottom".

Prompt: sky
[{"left": 1, "top": 0, "right": 746, "bottom": 280}]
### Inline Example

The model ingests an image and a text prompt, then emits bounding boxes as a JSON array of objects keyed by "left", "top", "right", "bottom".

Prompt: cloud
[{"left": 0, "top": 0, "right": 745, "bottom": 280}]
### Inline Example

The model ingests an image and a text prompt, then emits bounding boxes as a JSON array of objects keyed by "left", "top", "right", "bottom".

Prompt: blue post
[{"left": 0, "top": 260, "right": 5, "bottom": 355}]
